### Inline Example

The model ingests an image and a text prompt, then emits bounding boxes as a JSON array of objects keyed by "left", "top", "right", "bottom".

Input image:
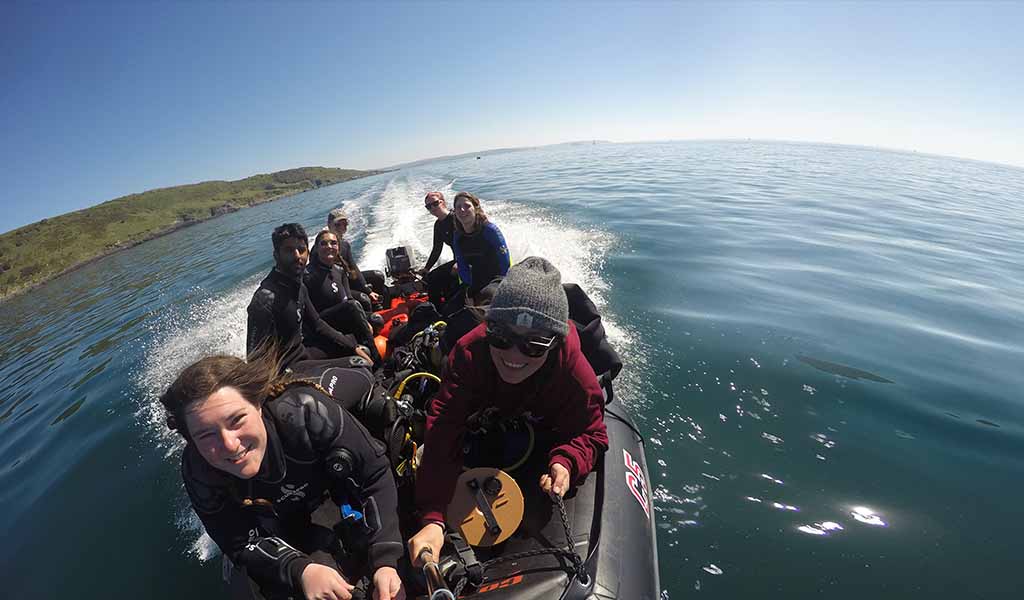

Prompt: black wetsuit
[
  {"left": 304, "top": 260, "right": 374, "bottom": 346},
  {"left": 338, "top": 239, "right": 387, "bottom": 311},
  {"left": 424, "top": 212, "right": 458, "bottom": 305},
  {"left": 247, "top": 268, "right": 359, "bottom": 368},
  {"left": 182, "top": 368, "right": 403, "bottom": 596}
]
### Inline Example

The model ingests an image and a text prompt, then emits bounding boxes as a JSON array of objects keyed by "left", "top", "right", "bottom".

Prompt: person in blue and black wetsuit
[{"left": 451, "top": 191, "right": 511, "bottom": 305}]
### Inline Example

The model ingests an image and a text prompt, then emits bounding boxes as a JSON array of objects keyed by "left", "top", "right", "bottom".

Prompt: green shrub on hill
[{"left": 0, "top": 166, "right": 372, "bottom": 300}]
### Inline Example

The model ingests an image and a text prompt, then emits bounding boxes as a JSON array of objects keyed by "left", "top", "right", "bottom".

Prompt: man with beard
[{"left": 247, "top": 223, "right": 373, "bottom": 370}]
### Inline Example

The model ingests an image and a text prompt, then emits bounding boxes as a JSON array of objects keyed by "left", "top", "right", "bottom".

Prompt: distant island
[{"left": 0, "top": 166, "right": 377, "bottom": 301}]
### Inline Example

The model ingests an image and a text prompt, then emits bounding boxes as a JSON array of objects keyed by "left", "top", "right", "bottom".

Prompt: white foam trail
[
  {"left": 359, "top": 177, "right": 458, "bottom": 271},
  {"left": 355, "top": 180, "right": 616, "bottom": 319},
  {"left": 134, "top": 277, "right": 258, "bottom": 562}
]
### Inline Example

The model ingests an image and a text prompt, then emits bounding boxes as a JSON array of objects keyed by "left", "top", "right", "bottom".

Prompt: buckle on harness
[{"left": 445, "top": 531, "right": 483, "bottom": 586}]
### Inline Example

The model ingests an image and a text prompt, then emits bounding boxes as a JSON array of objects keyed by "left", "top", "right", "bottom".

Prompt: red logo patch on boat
[
  {"left": 476, "top": 574, "right": 523, "bottom": 594},
  {"left": 623, "top": 449, "right": 650, "bottom": 519}
]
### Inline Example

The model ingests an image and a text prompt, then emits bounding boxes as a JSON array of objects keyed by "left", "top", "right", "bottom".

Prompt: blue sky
[{"left": 2, "top": 1, "right": 1022, "bottom": 232}]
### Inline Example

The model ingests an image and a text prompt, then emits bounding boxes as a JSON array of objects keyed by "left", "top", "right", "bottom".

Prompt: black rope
[{"left": 450, "top": 493, "right": 588, "bottom": 596}]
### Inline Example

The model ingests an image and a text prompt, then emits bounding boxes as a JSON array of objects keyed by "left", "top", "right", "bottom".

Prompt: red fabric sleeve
[
  {"left": 546, "top": 346, "right": 609, "bottom": 483},
  {"left": 415, "top": 343, "right": 476, "bottom": 526}
]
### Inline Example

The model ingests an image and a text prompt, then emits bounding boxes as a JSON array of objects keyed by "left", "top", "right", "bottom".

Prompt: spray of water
[{"left": 134, "top": 278, "right": 258, "bottom": 560}]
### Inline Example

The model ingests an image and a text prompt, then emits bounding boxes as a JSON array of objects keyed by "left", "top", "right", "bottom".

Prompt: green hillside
[{"left": 0, "top": 167, "right": 373, "bottom": 300}]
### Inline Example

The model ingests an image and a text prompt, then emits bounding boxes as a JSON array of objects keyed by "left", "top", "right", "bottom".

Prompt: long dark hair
[
  {"left": 453, "top": 191, "right": 490, "bottom": 234},
  {"left": 310, "top": 228, "right": 352, "bottom": 274}
]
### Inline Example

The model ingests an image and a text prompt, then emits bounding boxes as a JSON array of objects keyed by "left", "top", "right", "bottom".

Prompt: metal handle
[{"left": 418, "top": 549, "right": 452, "bottom": 599}]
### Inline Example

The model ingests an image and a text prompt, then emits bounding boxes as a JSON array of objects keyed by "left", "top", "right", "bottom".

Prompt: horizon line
[{"left": 4, "top": 137, "right": 1021, "bottom": 236}]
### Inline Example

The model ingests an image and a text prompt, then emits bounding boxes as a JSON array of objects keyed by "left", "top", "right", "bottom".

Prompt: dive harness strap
[{"left": 445, "top": 531, "right": 484, "bottom": 586}]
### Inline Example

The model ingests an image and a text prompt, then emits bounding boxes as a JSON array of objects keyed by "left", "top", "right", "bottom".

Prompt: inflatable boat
[
  {"left": 370, "top": 247, "right": 660, "bottom": 600},
  {"left": 229, "top": 247, "right": 660, "bottom": 600}
]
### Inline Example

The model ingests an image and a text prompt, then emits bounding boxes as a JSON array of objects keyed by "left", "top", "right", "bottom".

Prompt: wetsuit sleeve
[
  {"left": 547, "top": 354, "right": 609, "bottom": 484},
  {"left": 247, "top": 289, "right": 277, "bottom": 357},
  {"left": 482, "top": 223, "right": 511, "bottom": 277},
  {"left": 453, "top": 232, "right": 471, "bottom": 287},
  {"left": 182, "top": 455, "right": 313, "bottom": 591},
  {"left": 424, "top": 219, "right": 445, "bottom": 272},
  {"left": 278, "top": 388, "right": 404, "bottom": 571},
  {"left": 301, "top": 284, "right": 358, "bottom": 353},
  {"left": 415, "top": 346, "right": 475, "bottom": 526}
]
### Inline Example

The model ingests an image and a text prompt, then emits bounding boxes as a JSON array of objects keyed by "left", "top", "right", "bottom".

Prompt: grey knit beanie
[{"left": 486, "top": 257, "right": 569, "bottom": 337}]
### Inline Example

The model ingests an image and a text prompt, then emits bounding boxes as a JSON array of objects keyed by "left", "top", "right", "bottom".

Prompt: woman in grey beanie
[{"left": 408, "top": 257, "right": 609, "bottom": 567}]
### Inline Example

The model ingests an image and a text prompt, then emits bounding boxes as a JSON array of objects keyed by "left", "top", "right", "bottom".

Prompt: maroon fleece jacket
[{"left": 416, "top": 321, "right": 609, "bottom": 526}]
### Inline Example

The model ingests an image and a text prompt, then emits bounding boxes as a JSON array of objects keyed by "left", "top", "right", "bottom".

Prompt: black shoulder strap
[{"left": 564, "top": 283, "right": 623, "bottom": 381}]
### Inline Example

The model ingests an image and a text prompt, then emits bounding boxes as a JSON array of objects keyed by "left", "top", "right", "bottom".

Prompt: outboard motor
[
  {"left": 383, "top": 245, "right": 426, "bottom": 299},
  {"left": 385, "top": 246, "right": 415, "bottom": 280}
]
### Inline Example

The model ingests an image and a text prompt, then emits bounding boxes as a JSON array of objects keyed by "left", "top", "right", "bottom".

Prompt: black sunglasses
[
  {"left": 485, "top": 323, "right": 559, "bottom": 358},
  {"left": 425, "top": 200, "right": 441, "bottom": 210}
]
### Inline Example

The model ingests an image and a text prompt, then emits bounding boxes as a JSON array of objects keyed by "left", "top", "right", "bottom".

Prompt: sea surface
[{"left": 1, "top": 141, "right": 1022, "bottom": 599}]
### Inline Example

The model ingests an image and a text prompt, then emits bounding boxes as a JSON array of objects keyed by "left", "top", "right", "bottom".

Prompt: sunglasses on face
[
  {"left": 425, "top": 201, "right": 441, "bottom": 210},
  {"left": 485, "top": 324, "right": 559, "bottom": 358}
]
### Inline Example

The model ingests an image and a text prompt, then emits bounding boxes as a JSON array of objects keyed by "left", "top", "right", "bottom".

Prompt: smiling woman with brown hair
[
  {"left": 305, "top": 228, "right": 379, "bottom": 363},
  {"left": 160, "top": 348, "right": 406, "bottom": 600},
  {"left": 450, "top": 191, "right": 511, "bottom": 302}
]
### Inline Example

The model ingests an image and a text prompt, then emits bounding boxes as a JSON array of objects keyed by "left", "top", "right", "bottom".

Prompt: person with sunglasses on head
[
  {"left": 407, "top": 257, "right": 609, "bottom": 566},
  {"left": 450, "top": 191, "right": 511, "bottom": 307},
  {"left": 419, "top": 192, "right": 460, "bottom": 306},
  {"left": 327, "top": 208, "right": 384, "bottom": 311}
]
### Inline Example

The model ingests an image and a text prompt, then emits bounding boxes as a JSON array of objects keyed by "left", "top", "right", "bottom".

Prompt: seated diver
[
  {"left": 418, "top": 192, "right": 460, "bottom": 306},
  {"left": 160, "top": 348, "right": 406, "bottom": 600},
  {"left": 407, "top": 256, "right": 609, "bottom": 566},
  {"left": 246, "top": 223, "right": 373, "bottom": 371},
  {"left": 327, "top": 208, "right": 385, "bottom": 311},
  {"left": 440, "top": 276, "right": 624, "bottom": 385},
  {"left": 305, "top": 228, "right": 380, "bottom": 360},
  {"left": 448, "top": 192, "right": 511, "bottom": 314}
]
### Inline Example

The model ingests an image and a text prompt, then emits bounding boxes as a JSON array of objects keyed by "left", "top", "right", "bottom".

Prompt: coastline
[{"left": 0, "top": 170, "right": 384, "bottom": 304}]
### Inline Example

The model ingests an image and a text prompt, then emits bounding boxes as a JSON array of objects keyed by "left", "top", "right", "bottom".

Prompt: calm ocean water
[{"left": 1, "top": 141, "right": 1022, "bottom": 599}]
